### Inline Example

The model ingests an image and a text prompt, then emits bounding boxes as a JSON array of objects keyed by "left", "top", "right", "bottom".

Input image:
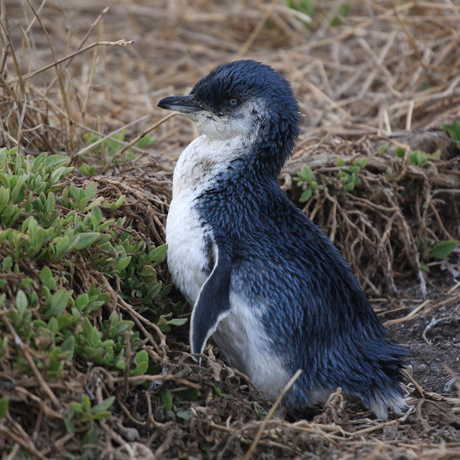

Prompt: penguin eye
[{"left": 229, "top": 98, "right": 239, "bottom": 107}]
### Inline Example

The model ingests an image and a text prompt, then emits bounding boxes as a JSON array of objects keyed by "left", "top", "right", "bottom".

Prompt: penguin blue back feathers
[{"left": 158, "top": 60, "right": 407, "bottom": 419}]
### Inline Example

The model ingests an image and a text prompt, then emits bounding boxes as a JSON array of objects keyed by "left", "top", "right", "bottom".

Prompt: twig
[
  {"left": 24, "top": 0, "right": 75, "bottom": 150},
  {"left": 0, "top": 422, "right": 47, "bottom": 460},
  {"left": 402, "top": 368, "right": 426, "bottom": 397},
  {"left": 8, "top": 40, "right": 134, "bottom": 84},
  {"left": 0, "top": 21, "right": 26, "bottom": 95},
  {"left": 384, "top": 299, "right": 431, "bottom": 326},
  {"left": 100, "top": 276, "right": 167, "bottom": 350},
  {"left": 73, "top": 112, "right": 153, "bottom": 157},
  {"left": 45, "top": 6, "right": 110, "bottom": 92},
  {"left": 111, "top": 112, "right": 176, "bottom": 161},
  {"left": 447, "top": 282, "right": 460, "bottom": 294},
  {"left": 111, "top": 373, "right": 200, "bottom": 389},
  {"left": 235, "top": 4, "right": 274, "bottom": 58}
]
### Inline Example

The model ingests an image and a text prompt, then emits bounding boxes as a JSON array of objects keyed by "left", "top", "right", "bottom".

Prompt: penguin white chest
[
  {"left": 166, "top": 135, "right": 224, "bottom": 304},
  {"left": 166, "top": 194, "right": 208, "bottom": 304},
  {"left": 166, "top": 134, "right": 244, "bottom": 304}
]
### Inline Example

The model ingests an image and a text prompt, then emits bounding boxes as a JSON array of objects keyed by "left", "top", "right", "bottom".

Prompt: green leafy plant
[
  {"left": 430, "top": 240, "right": 459, "bottom": 260},
  {"left": 161, "top": 390, "right": 174, "bottom": 411},
  {"left": 65, "top": 394, "right": 115, "bottom": 433},
  {"left": 394, "top": 147, "right": 437, "bottom": 166},
  {"left": 157, "top": 314, "right": 188, "bottom": 333},
  {"left": 336, "top": 157, "right": 368, "bottom": 192},
  {"left": 0, "top": 397, "right": 9, "bottom": 418},
  {"left": 287, "top": 0, "right": 315, "bottom": 17},
  {"left": 0, "top": 145, "right": 175, "bottom": 452},
  {"left": 408, "top": 150, "right": 429, "bottom": 166},
  {"left": 330, "top": 3, "right": 351, "bottom": 26},
  {"left": 0, "top": 146, "right": 170, "bottom": 381},
  {"left": 394, "top": 147, "right": 406, "bottom": 158},
  {"left": 295, "top": 166, "right": 319, "bottom": 202},
  {"left": 442, "top": 120, "right": 460, "bottom": 144}
]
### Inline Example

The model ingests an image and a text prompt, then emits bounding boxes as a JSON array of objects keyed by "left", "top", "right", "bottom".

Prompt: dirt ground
[
  {"left": 1, "top": 1, "right": 460, "bottom": 459},
  {"left": 390, "top": 283, "right": 460, "bottom": 396}
]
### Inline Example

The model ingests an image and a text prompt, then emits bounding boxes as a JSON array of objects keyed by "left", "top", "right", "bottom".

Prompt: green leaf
[
  {"left": 430, "top": 240, "right": 459, "bottom": 259},
  {"left": 176, "top": 409, "right": 193, "bottom": 421},
  {"left": 149, "top": 244, "right": 167, "bottom": 265},
  {"left": 48, "top": 317, "right": 59, "bottom": 333},
  {"left": 139, "top": 264, "right": 157, "bottom": 280},
  {"left": 61, "top": 335, "right": 75, "bottom": 359},
  {"left": 52, "top": 234, "right": 73, "bottom": 258},
  {"left": 131, "top": 350, "right": 149, "bottom": 376},
  {"left": 287, "top": 0, "right": 315, "bottom": 16},
  {"left": 300, "top": 189, "right": 313, "bottom": 203},
  {"left": 85, "top": 182, "right": 98, "bottom": 201},
  {"left": 408, "top": 150, "right": 428, "bottom": 166},
  {"left": 48, "top": 347, "right": 64, "bottom": 376},
  {"left": 82, "top": 394, "right": 91, "bottom": 411},
  {"left": 46, "top": 289, "right": 72, "bottom": 318},
  {"left": 296, "top": 166, "right": 314, "bottom": 182},
  {"left": 0, "top": 335, "right": 8, "bottom": 358},
  {"left": 92, "top": 396, "right": 115, "bottom": 414},
  {"left": 0, "top": 397, "right": 9, "bottom": 418},
  {"left": 16, "top": 290, "right": 28, "bottom": 311},
  {"left": 85, "top": 196, "right": 105, "bottom": 210},
  {"left": 354, "top": 158, "right": 368, "bottom": 169},
  {"left": 135, "top": 135, "right": 155, "bottom": 148},
  {"left": 70, "top": 402, "right": 83, "bottom": 413},
  {"left": 167, "top": 318, "right": 188, "bottom": 327},
  {"left": 442, "top": 120, "right": 460, "bottom": 142},
  {"left": 0, "top": 186, "right": 10, "bottom": 209},
  {"left": 75, "top": 293, "right": 89, "bottom": 310},
  {"left": 161, "top": 390, "right": 173, "bottom": 411},
  {"left": 39, "top": 267, "right": 57, "bottom": 291},
  {"left": 73, "top": 232, "right": 100, "bottom": 250},
  {"left": 79, "top": 164, "right": 98, "bottom": 176},
  {"left": 50, "top": 166, "right": 74, "bottom": 184},
  {"left": 10, "top": 175, "right": 27, "bottom": 203},
  {"left": 1, "top": 204, "right": 21, "bottom": 226},
  {"left": 43, "top": 154, "right": 71, "bottom": 171},
  {"left": 102, "top": 194, "right": 126, "bottom": 210},
  {"left": 2, "top": 256, "right": 13, "bottom": 271},
  {"left": 64, "top": 411, "right": 75, "bottom": 433},
  {"left": 115, "top": 255, "right": 132, "bottom": 272},
  {"left": 57, "top": 314, "right": 79, "bottom": 330},
  {"left": 395, "top": 147, "right": 406, "bottom": 158}
]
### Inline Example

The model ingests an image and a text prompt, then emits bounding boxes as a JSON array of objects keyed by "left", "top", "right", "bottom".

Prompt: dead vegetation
[{"left": 0, "top": 1, "right": 460, "bottom": 459}]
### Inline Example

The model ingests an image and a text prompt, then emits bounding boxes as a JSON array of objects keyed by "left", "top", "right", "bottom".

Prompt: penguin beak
[{"left": 158, "top": 95, "right": 203, "bottom": 114}]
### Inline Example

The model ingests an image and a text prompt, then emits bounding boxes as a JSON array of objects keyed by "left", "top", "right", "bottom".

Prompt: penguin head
[{"left": 158, "top": 60, "right": 299, "bottom": 147}]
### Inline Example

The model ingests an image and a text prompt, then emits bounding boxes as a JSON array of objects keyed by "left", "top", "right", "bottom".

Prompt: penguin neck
[
  {"left": 214, "top": 115, "right": 298, "bottom": 187},
  {"left": 171, "top": 133, "right": 252, "bottom": 198},
  {"left": 172, "top": 116, "right": 297, "bottom": 199}
]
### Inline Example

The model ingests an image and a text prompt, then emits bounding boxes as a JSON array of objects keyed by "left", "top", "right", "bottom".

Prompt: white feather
[{"left": 214, "top": 292, "right": 291, "bottom": 401}]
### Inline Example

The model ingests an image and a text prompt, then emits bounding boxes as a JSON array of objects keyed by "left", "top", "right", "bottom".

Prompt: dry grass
[{"left": 1, "top": 0, "right": 460, "bottom": 458}]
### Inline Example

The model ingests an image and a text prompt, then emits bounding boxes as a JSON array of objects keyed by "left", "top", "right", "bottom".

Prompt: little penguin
[{"left": 158, "top": 60, "right": 407, "bottom": 419}]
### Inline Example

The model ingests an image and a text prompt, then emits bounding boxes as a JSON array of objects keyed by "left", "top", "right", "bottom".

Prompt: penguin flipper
[{"left": 190, "top": 241, "right": 232, "bottom": 354}]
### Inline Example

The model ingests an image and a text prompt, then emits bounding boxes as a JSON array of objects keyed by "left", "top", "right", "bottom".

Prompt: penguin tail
[{"left": 368, "top": 387, "right": 408, "bottom": 419}]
